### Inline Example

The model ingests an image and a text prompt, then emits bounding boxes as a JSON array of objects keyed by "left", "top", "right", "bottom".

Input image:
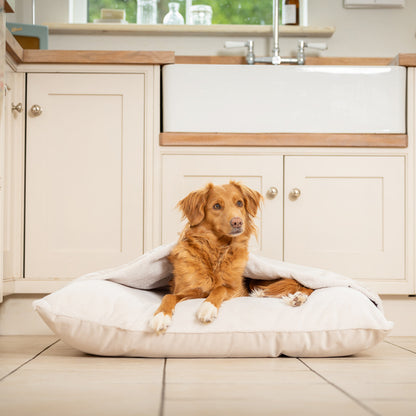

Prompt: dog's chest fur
[{"left": 169, "top": 232, "right": 249, "bottom": 297}]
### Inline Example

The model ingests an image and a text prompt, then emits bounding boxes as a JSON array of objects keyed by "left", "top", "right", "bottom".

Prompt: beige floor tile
[
  {"left": 0, "top": 339, "right": 164, "bottom": 416},
  {"left": 4, "top": 342, "right": 165, "bottom": 384},
  {"left": 338, "top": 383, "right": 416, "bottom": 401},
  {"left": 164, "top": 397, "right": 371, "bottom": 416},
  {"left": 0, "top": 335, "right": 58, "bottom": 379},
  {"left": 166, "top": 357, "right": 322, "bottom": 384},
  {"left": 387, "top": 336, "right": 416, "bottom": 353},
  {"left": 363, "top": 400, "right": 416, "bottom": 416},
  {"left": 166, "top": 381, "right": 350, "bottom": 401},
  {"left": 0, "top": 381, "right": 161, "bottom": 416},
  {"left": 328, "top": 341, "right": 416, "bottom": 361},
  {"left": 302, "top": 360, "right": 416, "bottom": 384}
]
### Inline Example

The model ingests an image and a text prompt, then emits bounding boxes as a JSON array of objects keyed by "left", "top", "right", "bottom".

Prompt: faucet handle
[
  {"left": 304, "top": 42, "right": 328, "bottom": 51},
  {"left": 224, "top": 40, "right": 255, "bottom": 65},
  {"left": 224, "top": 40, "right": 253, "bottom": 49}
]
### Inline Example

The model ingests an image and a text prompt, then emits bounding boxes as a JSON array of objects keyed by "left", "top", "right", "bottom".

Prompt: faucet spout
[
  {"left": 224, "top": 0, "right": 327, "bottom": 65},
  {"left": 272, "top": 0, "right": 280, "bottom": 61}
]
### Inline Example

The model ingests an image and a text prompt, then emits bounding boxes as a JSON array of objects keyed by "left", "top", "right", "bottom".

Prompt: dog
[{"left": 149, "top": 181, "right": 313, "bottom": 334}]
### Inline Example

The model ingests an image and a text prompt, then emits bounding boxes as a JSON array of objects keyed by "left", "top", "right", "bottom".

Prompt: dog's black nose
[{"left": 230, "top": 217, "right": 243, "bottom": 229}]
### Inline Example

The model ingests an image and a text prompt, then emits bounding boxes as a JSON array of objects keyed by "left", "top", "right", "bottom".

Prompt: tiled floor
[{"left": 0, "top": 336, "right": 415, "bottom": 416}]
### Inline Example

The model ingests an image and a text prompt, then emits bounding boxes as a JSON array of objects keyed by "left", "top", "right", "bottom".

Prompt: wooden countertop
[
  {"left": 391, "top": 54, "right": 416, "bottom": 67},
  {"left": 160, "top": 132, "right": 408, "bottom": 148},
  {"left": 5, "top": 30, "right": 174, "bottom": 65}
]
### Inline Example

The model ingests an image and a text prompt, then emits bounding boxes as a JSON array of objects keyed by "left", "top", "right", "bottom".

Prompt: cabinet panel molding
[
  {"left": 25, "top": 73, "right": 145, "bottom": 278},
  {"left": 284, "top": 155, "right": 407, "bottom": 292}
]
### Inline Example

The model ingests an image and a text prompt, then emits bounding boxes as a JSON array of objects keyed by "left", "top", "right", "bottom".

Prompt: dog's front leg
[
  {"left": 149, "top": 294, "right": 184, "bottom": 334},
  {"left": 197, "top": 286, "right": 234, "bottom": 324}
]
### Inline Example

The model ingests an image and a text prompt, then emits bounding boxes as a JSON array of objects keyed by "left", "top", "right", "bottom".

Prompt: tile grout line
[
  {"left": 158, "top": 358, "right": 167, "bottom": 416},
  {"left": 297, "top": 358, "right": 381, "bottom": 416},
  {"left": 384, "top": 340, "right": 416, "bottom": 355},
  {"left": 0, "top": 339, "right": 60, "bottom": 383}
]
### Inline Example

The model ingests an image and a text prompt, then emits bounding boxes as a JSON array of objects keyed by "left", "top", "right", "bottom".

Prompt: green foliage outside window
[{"left": 88, "top": 0, "right": 273, "bottom": 25}]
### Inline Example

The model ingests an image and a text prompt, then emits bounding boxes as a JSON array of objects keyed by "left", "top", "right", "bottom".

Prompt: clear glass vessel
[
  {"left": 163, "top": 3, "right": 184, "bottom": 25},
  {"left": 190, "top": 5, "right": 213, "bottom": 25},
  {"left": 137, "top": 0, "right": 157, "bottom": 25}
]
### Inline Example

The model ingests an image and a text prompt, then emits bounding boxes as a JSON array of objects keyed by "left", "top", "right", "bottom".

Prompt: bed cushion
[{"left": 34, "top": 278, "right": 393, "bottom": 358}]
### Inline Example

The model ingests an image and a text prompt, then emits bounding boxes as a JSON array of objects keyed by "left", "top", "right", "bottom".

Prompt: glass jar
[
  {"left": 190, "top": 5, "right": 213, "bottom": 25},
  {"left": 163, "top": 2, "right": 184, "bottom": 25},
  {"left": 137, "top": 0, "right": 157, "bottom": 25}
]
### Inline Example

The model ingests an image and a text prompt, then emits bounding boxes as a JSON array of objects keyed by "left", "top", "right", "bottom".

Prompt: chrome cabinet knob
[
  {"left": 266, "top": 186, "right": 278, "bottom": 199},
  {"left": 30, "top": 104, "right": 43, "bottom": 117},
  {"left": 289, "top": 188, "right": 301, "bottom": 200},
  {"left": 11, "top": 102, "right": 23, "bottom": 113}
]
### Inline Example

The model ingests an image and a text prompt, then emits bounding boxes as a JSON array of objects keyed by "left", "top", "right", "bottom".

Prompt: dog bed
[{"left": 33, "top": 243, "right": 393, "bottom": 357}]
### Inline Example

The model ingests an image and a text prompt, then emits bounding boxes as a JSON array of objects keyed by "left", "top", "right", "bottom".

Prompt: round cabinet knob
[
  {"left": 30, "top": 104, "right": 43, "bottom": 117},
  {"left": 266, "top": 186, "right": 278, "bottom": 199},
  {"left": 11, "top": 102, "right": 23, "bottom": 113},
  {"left": 289, "top": 188, "right": 301, "bottom": 201}
]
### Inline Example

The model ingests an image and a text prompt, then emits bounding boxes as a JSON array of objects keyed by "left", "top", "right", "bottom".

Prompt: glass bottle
[
  {"left": 282, "top": 0, "right": 299, "bottom": 26},
  {"left": 137, "top": 0, "right": 157, "bottom": 25},
  {"left": 190, "top": 5, "right": 213, "bottom": 25},
  {"left": 163, "top": 3, "right": 184, "bottom": 25}
]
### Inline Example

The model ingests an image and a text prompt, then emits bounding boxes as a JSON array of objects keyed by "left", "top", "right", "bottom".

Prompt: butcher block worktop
[{"left": 5, "top": 30, "right": 174, "bottom": 65}]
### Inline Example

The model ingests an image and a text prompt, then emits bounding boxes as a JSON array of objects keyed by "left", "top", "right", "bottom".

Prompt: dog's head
[{"left": 178, "top": 181, "right": 263, "bottom": 239}]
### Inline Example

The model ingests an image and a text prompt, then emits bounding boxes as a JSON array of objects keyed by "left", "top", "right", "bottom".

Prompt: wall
[{"left": 7, "top": 0, "right": 416, "bottom": 57}]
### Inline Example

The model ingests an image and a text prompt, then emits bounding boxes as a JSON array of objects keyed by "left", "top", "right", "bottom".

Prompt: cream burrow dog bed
[{"left": 33, "top": 243, "right": 393, "bottom": 358}]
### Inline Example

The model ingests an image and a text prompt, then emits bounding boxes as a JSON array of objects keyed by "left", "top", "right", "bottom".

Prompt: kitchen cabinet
[
  {"left": 25, "top": 73, "right": 145, "bottom": 278},
  {"left": 160, "top": 152, "right": 410, "bottom": 294}
]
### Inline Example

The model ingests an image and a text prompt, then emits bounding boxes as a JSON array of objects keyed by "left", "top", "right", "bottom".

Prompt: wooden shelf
[{"left": 47, "top": 23, "right": 335, "bottom": 38}]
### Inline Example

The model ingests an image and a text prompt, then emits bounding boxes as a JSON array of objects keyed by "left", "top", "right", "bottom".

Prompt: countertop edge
[{"left": 159, "top": 133, "right": 408, "bottom": 148}]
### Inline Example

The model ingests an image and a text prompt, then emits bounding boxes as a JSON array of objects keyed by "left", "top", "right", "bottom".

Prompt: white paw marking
[
  {"left": 197, "top": 301, "right": 218, "bottom": 323},
  {"left": 250, "top": 288, "right": 266, "bottom": 297},
  {"left": 282, "top": 291, "right": 308, "bottom": 307},
  {"left": 149, "top": 312, "right": 172, "bottom": 334}
]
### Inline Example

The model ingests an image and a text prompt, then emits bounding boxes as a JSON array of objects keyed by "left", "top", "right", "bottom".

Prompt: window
[{"left": 87, "top": 0, "right": 274, "bottom": 25}]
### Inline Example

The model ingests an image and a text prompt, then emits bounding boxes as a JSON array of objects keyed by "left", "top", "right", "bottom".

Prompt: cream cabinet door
[
  {"left": 284, "top": 156, "right": 406, "bottom": 293},
  {"left": 161, "top": 154, "right": 283, "bottom": 260},
  {"left": 26, "top": 73, "right": 144, "bottom": 278}
]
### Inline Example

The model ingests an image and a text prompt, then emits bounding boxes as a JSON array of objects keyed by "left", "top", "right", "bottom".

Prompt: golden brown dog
[{"left": 149, "top": 181, "right": 313, "bottom": 334}]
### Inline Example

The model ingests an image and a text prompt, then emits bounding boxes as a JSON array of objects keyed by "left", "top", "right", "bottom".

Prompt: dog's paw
[
  {"left": 250, "top": 288, "right": 266, "bottom": 297},
  {"left": 148, "top": 312, "right": 172, "bottom": 334},
  {"left": 282, "top": 291, "right": 309, "bottom": 307},
  {"left": 197, "top": 301, "right": 218, "bottom": 323}
]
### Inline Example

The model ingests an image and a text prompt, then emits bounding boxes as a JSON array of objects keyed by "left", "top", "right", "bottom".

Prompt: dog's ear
[
  {"left": 177, "top": 183, "right": 213, "bottom": 226},
  {"left": 230, "top": 181, "right": 263, "bottom": 218}
]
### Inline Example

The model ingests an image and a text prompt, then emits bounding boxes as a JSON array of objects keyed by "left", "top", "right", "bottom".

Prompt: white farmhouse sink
[{"left": 162, "top": 64, "right": 406, "bottom": 134}]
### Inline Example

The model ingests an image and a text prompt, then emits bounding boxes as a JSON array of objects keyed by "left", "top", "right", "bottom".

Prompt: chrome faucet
[{"left": 224, "top": 0, "right": 327, "bottom": 65}]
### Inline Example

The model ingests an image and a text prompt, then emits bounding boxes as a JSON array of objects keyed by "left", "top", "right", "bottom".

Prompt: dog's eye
[
  {"left": 236, "top": 200, "right": 243, "bottom": 207},
  {"left": 213, "top": 203, "right": 221, "bottom": 210}
]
